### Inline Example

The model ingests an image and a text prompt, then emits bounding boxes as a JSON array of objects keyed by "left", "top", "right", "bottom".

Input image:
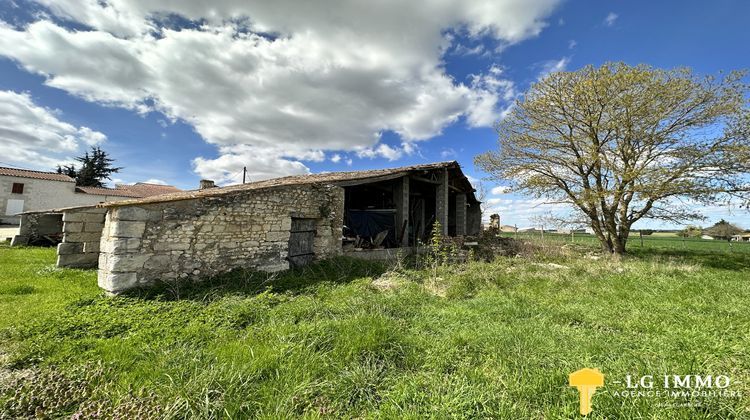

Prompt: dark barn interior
[{"left": 340, "top": 162, "right": 480, "bottom": 249}]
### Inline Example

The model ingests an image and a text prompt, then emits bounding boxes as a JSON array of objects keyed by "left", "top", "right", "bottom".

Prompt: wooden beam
[
  {"left": 394, "top": 176, "right": 410, "bottom": 246},
  {"left": 334, "top": 172, "right": 408, "bottom": 187},
  {"left": 410, "top": 175, "right": 440, "bottom": 185},
  {"left": 436, "top": 168, "right": 448, "bottom": 235}
]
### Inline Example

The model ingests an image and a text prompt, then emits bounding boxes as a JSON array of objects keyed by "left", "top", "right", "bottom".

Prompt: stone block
[
  {"left": 144, "top": 255, "right": 171, "bottom": 270},
  {"left": 57, "top": 253, "right": 98, "bottom": 268},
  {"left": 63, "top": 212, "right": 105, "bottom": 223},
  {"left": 83, "top": 241, "right": 100, "bottom": 253},
  {"left": 258, "top": 261, "right": 289, "bottom": 272},
  {"left": 103, "top": 254, "right": 150, "bottom": 272},
  {"left": 63, "top": 222, "right": 83, "bottom": 233},
  {"left": 58, "top": 242, "right": 84, "bottom": 255},
  {"left": 98, "top": 271, "right": 138, "bottom": 293},
  {"left": 114, "top": 207, "right": 160, "bottom": 222},
  {"left": 153, "top": 242, "right": 190, "bottom": 251},
  {"left": 10, "top": 235, "right": 29, "bottom": 247},
  {"left": 84, "top": 222, "right": 105, "bottom": 232},
  {"left": 64, "top": 232, "right": 103, "bottom": 243},
  {"left": 111, "top": 221, "right": 146, "bottom": 238},
  {"left": 219, "top": 241, "right": 239, "bottom": 249},
  {"left": 100, "top": 238, "right": 142, "bottom": 254}
]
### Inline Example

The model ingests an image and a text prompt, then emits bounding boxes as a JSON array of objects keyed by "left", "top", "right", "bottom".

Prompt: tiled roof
[
  {"left": 100, "top": 161, "right": 477, "bottom": 208},
  {"left": 76, "top": 186, "right": 146, "bottom": 197},
  {"left": 116, "top": 183, "right": 182, "bottom": 197},
  {"left": 77, "top": 183, "right": 181, "bottom": 198},
  {"left": 0, "top": 166, "right": 75, "bottom": 182}
]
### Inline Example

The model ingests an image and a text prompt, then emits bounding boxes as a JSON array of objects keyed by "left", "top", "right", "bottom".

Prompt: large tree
[
  {"left": 476, "top": 63, "right": 750, "bottom": 255},
  {"left": 57, "top": 147, "right": 123, "bottom": 187}
]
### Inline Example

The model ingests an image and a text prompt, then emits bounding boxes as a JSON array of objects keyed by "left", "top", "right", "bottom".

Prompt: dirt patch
[
  {"left": 423, "top": 278, "right": 448, "bottom": 297},
  {"left": 371, "top": 272, "right": 404, "bottom": 291},
  {"left": 531, "top": 262, "right": 570, "bottom": 270}
]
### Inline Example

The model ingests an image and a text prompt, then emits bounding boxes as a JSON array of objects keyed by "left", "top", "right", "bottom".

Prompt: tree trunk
[
  {"left": 613, "top": 237, "right": 627, "bottom": 255},
  {"left": 592, "top": 223, "right": 628, "bottom": 256}
]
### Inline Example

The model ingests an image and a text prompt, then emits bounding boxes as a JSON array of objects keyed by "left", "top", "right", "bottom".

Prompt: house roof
[
  {"left": 0, "top": 166, "right": 75, "bottom": 183},
  {"left": 99, "top": 161, "right": 477, "bottom": 208},
  {"left": 75, "top": 186, "right": 145, "bottom": 197},
  {"left": 77, "top": 182, "right": 182, "bottom": 198},
  {"left": 118, "top": 182, "right": 182, "bottom": 196}
]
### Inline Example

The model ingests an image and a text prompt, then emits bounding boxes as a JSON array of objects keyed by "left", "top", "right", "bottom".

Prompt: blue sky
[{"left": 0, "top": 0, "right": 748, "bottom": 229}]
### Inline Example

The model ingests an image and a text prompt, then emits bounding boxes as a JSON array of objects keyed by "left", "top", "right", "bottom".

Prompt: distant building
[
  {"left": 0, "top": 166, "right": 180, "bottom": 224},
  {"left": 500, "top": 225, "right": 517, "bottom": 233}
]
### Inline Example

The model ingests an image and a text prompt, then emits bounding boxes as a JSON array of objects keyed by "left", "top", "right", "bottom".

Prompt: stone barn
[{"left": 29, "top": 161, "right": 480, "bottom": 294}]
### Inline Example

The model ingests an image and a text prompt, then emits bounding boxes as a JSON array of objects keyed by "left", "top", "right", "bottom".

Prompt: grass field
[
  {"left": 506, "top": 231, "right": 750, "bottom": 254},
  {"left": 1, "top": 241, "right": 749, "bottom": 418}
]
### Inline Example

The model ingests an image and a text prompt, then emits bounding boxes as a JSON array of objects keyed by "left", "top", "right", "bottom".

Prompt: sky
[{"left": 0, "top": 0, "right": 748, "bottom": 229}]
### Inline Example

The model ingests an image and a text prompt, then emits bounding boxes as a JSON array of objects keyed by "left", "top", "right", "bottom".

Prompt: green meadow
[{"left": 1, "top": 241, "right": 749, "bottom": 418}]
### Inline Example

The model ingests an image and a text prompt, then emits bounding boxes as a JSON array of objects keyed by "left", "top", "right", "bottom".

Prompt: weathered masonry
[
  {"left": 12, "top": 205, "right": 107, "bottom": 267},
  {"left": 97, "top": 184, "right": 343, "bottom": 293},
  {"left": 18, "top": 161, "right": 479, "bottom": 294}
]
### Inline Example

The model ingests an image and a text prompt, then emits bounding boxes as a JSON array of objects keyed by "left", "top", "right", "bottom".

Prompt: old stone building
[
  {"left": 0, "top": 166, "right": 180, "bottom": 225},
  {"left": 16, "top": 161, "right": 480, "bottom": 294}
]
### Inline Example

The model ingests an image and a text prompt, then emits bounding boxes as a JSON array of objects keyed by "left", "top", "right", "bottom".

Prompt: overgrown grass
[
  {"left": 505, "top": 231, "right": 750, "bottom": 254},
  {"left": 1, "top": 242, "right": 749, "bottom": 418}
]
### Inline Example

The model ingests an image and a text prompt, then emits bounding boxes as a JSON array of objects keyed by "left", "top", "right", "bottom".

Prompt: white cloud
[
  {"left": 141, "top": 178, "right": 167, "bottom": 185},
  {"left": 536, "top": 56, "right": 571, "bottom": 80},
  {"left": 440, "top": 148, "right": 457, "bottom": 158},
  {"left": 192, "top": 149, "right": 310, "bottom": 185},
  {"left": 356, "top": 143, "right": 406, "bottom": 161},
  {"left": 330, "top": 154, "right": 342, "bottom": 163},
  {"left": 0, "top": 90, "right": 107, "bottom": 169},
  {"left": 0, "top": 0, "right": 561, "bottom": 180},
  {"left": 491, "top": 185, "right": 511, "bottom": 195},
  {"left": 466, "top": 64, "right": 517, "bottom": 126},
  {"left": 604, "top": 12, "right": 618, "bottom": 27},
  {"left": 568, "top": 39, "right": 577, "bottom": 49}
]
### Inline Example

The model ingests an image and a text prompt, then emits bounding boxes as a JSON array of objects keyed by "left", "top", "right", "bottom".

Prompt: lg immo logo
[
  {"left": 568, "top": 368, "right": 740, "bottom": 415},
  {"left": 569, "top": 368, "right": 604, "bottom": 415}
]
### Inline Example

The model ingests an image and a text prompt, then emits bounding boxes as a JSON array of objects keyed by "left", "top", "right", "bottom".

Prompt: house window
[{"left": 11, "top": 183, "right": 24, "bottom": 194}]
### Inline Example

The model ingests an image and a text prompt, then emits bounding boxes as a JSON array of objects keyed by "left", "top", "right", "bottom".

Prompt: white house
[{"left": 0, "top": 166, "right": 180, "bottom": 224}]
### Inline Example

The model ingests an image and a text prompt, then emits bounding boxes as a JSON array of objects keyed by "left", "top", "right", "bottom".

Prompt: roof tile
[
  {"left": 0, "top": 166, "right": 75, "bottom": 182},
  {"left": 100, "top": 161, "right": 475, "bottom": 208}
]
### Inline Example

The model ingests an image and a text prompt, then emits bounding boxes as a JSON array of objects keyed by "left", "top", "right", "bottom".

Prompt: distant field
[
  {"left": 650, "top": 231, "right": 679, "bottom": 237},
  {"left": 1, "top": 243, "right": 749, "bottom": 418},
  {"left": 503, "top": 231, "right": 750, "bottom": 253}
]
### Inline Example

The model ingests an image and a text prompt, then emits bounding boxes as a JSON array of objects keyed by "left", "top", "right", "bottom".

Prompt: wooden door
[{"left": 288, "top": 218, "right": 316, "bottom": 267}]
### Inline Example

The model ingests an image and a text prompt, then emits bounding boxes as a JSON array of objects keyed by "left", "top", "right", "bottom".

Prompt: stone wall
[
  {"left": 97, "top": 184, "right": 344, "bottom": 294},
  {"left": 57, "top": 207, "right": 108, "bottom": 268},
  {"left": 11, "top": 212, "right": 63, "bottom": 246},
  {"left": 467, "top": 203, "right": 481, "bottom": 236}
]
